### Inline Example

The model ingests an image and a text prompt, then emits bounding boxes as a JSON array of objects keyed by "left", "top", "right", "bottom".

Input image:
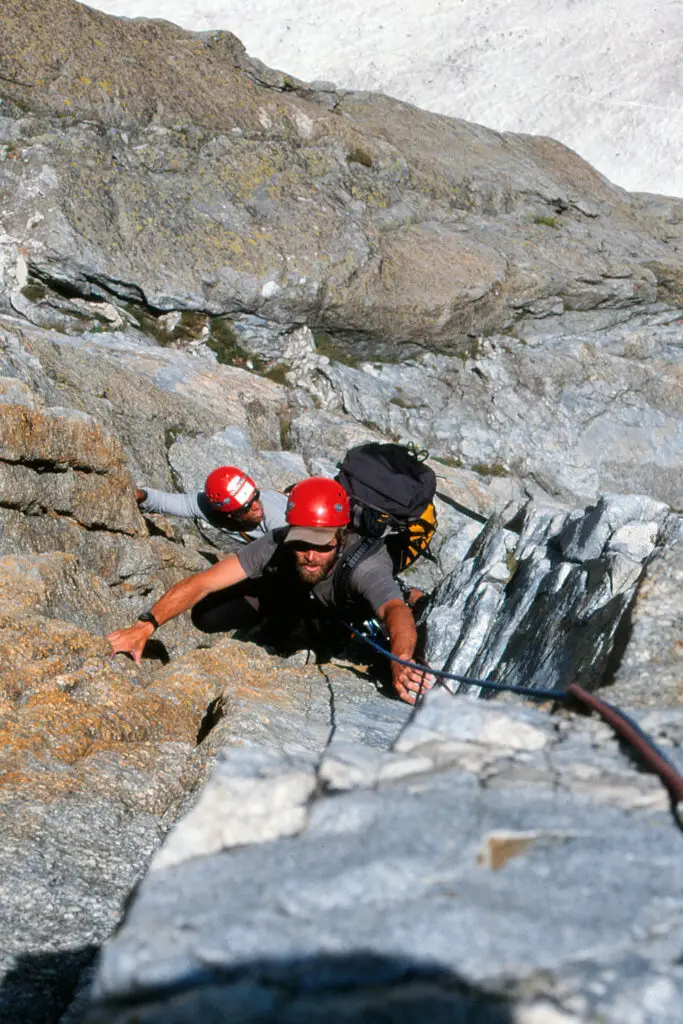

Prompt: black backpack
[{"left": 336, "top": 442, "right": 438, "bottom": 574}]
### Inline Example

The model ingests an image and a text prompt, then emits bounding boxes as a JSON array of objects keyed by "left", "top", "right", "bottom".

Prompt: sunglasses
[
  {"left": 234, "top": 489, "right": 260, "bottom": 516},
  {"left": 213, "top": 489, "right": 260, "bottom": 515},
  {"left": 289, "top": 540, "right": 338, "bottom": 554}
]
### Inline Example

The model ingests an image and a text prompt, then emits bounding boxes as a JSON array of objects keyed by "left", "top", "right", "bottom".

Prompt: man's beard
[{"left": 294, "top": 562, "right": 329, "bottom": 586}]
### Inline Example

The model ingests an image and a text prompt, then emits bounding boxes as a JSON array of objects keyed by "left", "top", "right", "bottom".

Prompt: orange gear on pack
[{"left": 204, "top": 466, "right": 257, "bottom": 513}]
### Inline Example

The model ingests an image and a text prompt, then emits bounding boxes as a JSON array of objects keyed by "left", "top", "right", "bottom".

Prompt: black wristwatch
[{"left": 137, "top": 611, "right": 160, "bottom": 631}]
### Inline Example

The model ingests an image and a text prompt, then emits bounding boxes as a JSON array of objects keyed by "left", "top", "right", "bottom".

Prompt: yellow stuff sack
[{"left": 386, "top": 501, "right": 438, "bottom": 571}]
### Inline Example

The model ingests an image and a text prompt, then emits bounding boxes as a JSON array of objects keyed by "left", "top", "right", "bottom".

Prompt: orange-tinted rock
[{"left": 0, "top": 403, "right": 144, "bottom": 535}]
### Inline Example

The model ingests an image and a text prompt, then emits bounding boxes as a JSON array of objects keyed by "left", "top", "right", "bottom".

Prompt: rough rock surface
[
  {"left": 0, "top": 344, "right": 415, "bottom": 1021},
  {"left": 282, "top": 317, "right": 683, "bottom": 507},
  {"left": 1, "top": 0, "right": 682, "bottom": 359},
  {"left": 0, "top": 631, "right": 409, "bottom": 1024},
  {"left": 609, "top": 537, "right": 683, "bottom": 709},
  {"left": 423, "top": 494, "right": 680, "bottom": 700},
  {"left": 0, "top": 316, "right": 287, "bottom": 489},
  {"left": 1, "top": 0, "right": 682, "bottom": 509},
  {"left": 0, "top": 3, "right": 681, "bottom": 1023},
  {"left": 87, "top": 689, "right": 683, "bottom": 1024}
]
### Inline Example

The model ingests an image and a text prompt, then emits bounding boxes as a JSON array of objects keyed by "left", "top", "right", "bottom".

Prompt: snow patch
[{"left": 86, "top": 0, "right": 682, "bottom": 198}]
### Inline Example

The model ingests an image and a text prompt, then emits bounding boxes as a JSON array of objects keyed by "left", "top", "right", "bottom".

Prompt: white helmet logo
[{"left": 230, "top": 477, "right": 255, "bottom": 507}]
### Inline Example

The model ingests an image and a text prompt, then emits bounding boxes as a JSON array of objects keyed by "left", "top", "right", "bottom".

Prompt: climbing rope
[{"left": 343, "top": 622, "right": 683, "bottom": 825}]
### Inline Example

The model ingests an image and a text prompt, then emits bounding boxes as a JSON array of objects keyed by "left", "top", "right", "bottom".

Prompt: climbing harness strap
[{"left": 332, "top": 536, "right": 385, "bottom": 614}]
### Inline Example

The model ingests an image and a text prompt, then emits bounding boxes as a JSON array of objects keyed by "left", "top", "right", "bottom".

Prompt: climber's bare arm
[
  {"left": 108, "top": 554, "right": 248, "bottom": 663},
  {"left": 379, "top": 598, "right": 434, "bottom": 705}
]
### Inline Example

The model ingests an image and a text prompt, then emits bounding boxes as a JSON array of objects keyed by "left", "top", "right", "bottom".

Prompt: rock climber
[
  {"left": 110, "top": 476, "right": 433, "bottom": 704},
  {"left": 135, "top": 464, "right": 288, "bottom": 543}
]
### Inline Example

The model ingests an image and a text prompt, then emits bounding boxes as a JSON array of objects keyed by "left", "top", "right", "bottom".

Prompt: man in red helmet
[
  {"left": 110, "top": 476, "right": 432, "bottom": 704},
  {"left": 135, "top": 465, "right": 287, "bottom": 543}
]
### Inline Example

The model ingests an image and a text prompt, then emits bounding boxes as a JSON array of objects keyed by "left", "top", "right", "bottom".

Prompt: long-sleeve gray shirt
[{"left": 139, "top": 487, "right": 288, "bottom": 543}]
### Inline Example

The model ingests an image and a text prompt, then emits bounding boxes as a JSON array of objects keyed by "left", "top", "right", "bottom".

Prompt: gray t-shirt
[
  {"left": 139, "top": 487, "right": 288, "bottom": 543},
  {"left": 237, "top": 530, "right": 403, "bottom": 618}
]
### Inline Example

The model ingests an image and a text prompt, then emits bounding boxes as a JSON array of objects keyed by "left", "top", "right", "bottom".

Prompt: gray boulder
[
  {"left": 423, "top": 494, "right": 679, "bottom": 698},
  {"left": 1, "top": 0, "right": 682, "bottom": 358},
  {"left": 86, "top": 689, "right": 683, "bottom": 1024}
]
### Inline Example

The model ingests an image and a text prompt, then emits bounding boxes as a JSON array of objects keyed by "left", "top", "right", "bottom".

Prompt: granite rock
[
  {"left": 423, "top": 494, "right": 679, "bottom": 699},
  {"left": 0, "top": 3, "right": 682, "bottom": 1021},
  {"left": 1, "top": 0, "right": 682, "bottom": 359},
  {"left": 86, "top": 690, "right": 683, "bottom": 1024},
  {"left": 609, "top": 536, "right": 683, "bottom": 708},
  {"left": 282, "top": 315, "right": 683, "bottom": 507}
]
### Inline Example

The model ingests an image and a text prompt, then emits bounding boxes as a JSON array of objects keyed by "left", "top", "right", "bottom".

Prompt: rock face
[
  {"left": 0, "top": 400, "right": 202, "bottom": 1023},
  {"left": 609, "top": 536, "right": 683, "bottom": 709},
  {"left": 88, "top": 689, "right": 683, "bottom": 1024},
  {"left": 0, "top": 625, "right": 411, "bottom": 1024},
  {"left": 0, "top": 316, "right": 287, "bottom": 491},
  {"left": 423, "top": 494, "right": 680, "bottom": 700},
  {"left": 2, "top": 0, "right": 683, "bottom": 507},
  {"left": 0, "top": 3, "right": 682, "bottom": 1023},
  {"left": 2, "top": 0, "right": 683, "bottom": 358},
  {"left": 282, "top": 317, "right": 683, "bottom": 507},
  {"left": 0, "top": 306, "right": 417, "bottom": 1024}
]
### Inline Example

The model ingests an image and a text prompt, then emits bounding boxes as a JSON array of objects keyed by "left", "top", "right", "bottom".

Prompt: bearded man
[{"left": 109, "top": 477, "right": 432, "bottom": 704}]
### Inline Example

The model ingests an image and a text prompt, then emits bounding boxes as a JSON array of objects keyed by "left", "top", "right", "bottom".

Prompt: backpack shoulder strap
[{"left": 332, "top": 535, "right": 385, "bottom": 611}]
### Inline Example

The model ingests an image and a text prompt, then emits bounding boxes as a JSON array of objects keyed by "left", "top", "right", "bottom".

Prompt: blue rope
[
  {"left": 342, "top": 622, "right": 568, "bottom": 701},
  {"left": 342, "top": 623, "right": 683, "bottom": 825},
  {"left": 343, "top": 621, "right": 683, "bottom": 792}
]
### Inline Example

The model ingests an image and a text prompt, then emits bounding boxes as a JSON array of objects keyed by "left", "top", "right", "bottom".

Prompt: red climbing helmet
[
  {"left": 285, "top": 477, "right": 350, "bottom": 545},
  {"left": 204, "top": 466, "right": 257, "bottom": 513}
]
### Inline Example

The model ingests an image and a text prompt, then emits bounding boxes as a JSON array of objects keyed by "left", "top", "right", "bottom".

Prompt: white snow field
[{"left": 87, "top": 0, "right": 682, "bottom": 198}]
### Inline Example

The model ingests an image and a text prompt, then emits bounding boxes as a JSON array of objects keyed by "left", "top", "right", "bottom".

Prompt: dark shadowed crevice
[
  {"left": 196, "top": 695, "right": 226, "bottom": 745},
  {"left": 29, "top": 263, "right": 149, "bottom": 309},
  {"left": 317, "top": 662, "right": 338, "bottom": 753},
  {"left": 0, "top": 500, "right": 140, "bottom": 537},
  {"left": 85, "top": 951, "right": 518, "bottom": 1023},
  {"left": 0, "top": 944, "right": 98, "bottom": 1024},
  {"left": 600, "top": 578, "right": 640, "bottom": 690},
  {"left": 0, "top": 456, "right": 108, "bottom": 476},
  {"left": 139, "top": 637, "right": 171, "bottom": 666}
]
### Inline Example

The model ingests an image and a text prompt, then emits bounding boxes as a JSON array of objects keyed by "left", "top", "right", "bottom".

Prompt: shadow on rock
[
  {"left": 86, "top": 951, "right": 516, "bottom": 1022},
  {"left": 0, "top": 943, "right": 98, "bottom": 1024},
  {"left": 139, "top": 637, "right": 171, "bottom": 665},
  {"left": 600, "top": 585, "right": 638, "bottom": 688}
]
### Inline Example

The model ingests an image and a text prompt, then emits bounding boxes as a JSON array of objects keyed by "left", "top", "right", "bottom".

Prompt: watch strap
[{"left": 137, "top": 611, "right": 160, "bottom": 631}]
